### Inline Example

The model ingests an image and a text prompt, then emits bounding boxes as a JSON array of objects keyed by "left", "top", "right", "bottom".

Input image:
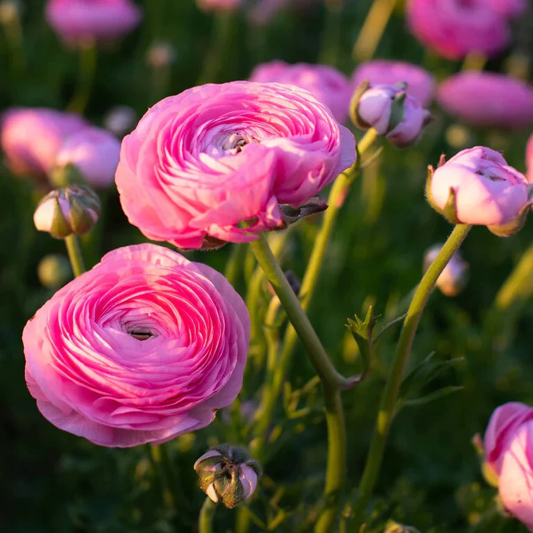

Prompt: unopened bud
[
  {"left": 33, "top": 185, "right": 101, "bottom": 239},
  {"left": 280, "top": 196, "right": 328, "bottom": 226},
  {"left": 423, "top": 243, "right": 468, "bottom": 297},
  {"left": 350, "top": 80, "right": 432, "bottom": 149},
  {"left": 37, "top": 254, "right": 72, "bottom": 289},
  {"left": 194, "top": 444, "right": 261, "bottom": 509}
]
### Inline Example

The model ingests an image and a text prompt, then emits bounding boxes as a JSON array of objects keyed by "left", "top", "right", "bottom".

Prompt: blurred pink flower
[
  {"left": 354, "top": 83, "right": 431, "bottom": 148},
  {"left": 429, "top": 146, "right": 530, "bottom": 234},
  {"left": 55, "top": 127, "right": 121, "bottom": 188},
  {"left": 488, "top": 0, "right": 527, "bottom": 17},
  {"left": 45, "top": 0, "right": 142, "bottom": 44},
  {"left": 423, "top": 244, "right": 468, "bottom": 297},
  {"left": 0, "top": 107, "right": 88, "bottom": 178},
  {"left": 197, "top": 0, "right": 241, "bottom": 12},
  {"left": 249, "top": 60, "right": 352, "bottom": 122},
  {"left": 23, "top": 243, "right": 250, "bottom": 448},
  {"left": 526, "top": 133, "right": 533, "bottom": 183},
  {"left": 406, "top": 0, "right": 510, "bottom": 60},
  {"left": 116, "top": 81, "right": 355, "bottom": 250},
  {"left": 248, "top": 0, "right": 289, "bottom": 25},
  {"left": 437, "top": 72, "right": 533, "bottom": 130},
  {"left": 484, "top": 402, "right": 533, "bottom": 475},
  {"left": 351, "top": 60, "right": 435, "bottom": 107}
]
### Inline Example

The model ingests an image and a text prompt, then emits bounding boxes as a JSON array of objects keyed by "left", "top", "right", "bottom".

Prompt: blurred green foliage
[{"left": 2, "top": 0, "right": 533, "bottom": 531}]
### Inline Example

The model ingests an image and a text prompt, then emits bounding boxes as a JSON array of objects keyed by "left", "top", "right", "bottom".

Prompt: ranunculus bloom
[
  {"left": 45, "top": 0, "right": 142, "bottom": 44},
  {"left": 196, "top": 0, "right": 241, "bottom": 12},
  {"left": 423, "top": 244, "right": 468, "bottom": 297},
  {"left": 0, "top": 107, "right": 88, "bottom": 178},
  {"left": 351, "top": 60, "right": 435, "bottom": 107},
  {"left": 116, "top": 81, "right": 355, "bottom": 250},
  {"left": 23, "top": 244, "right": 249, "bottom": 447},
  {"left": 353, "top": 83, "right": 431, "bottom": 148},
  {"left": 484, "top": 402, "right": 533, "bottom": 476},
  {"left": 55, "top": 127, "right": 121, "bottom": 188},
  {"left": 406, "top": 0, "right": 510, "bottom": 60},
  {"left": 428, "top": 147, "right": 530, "bottom": 234},
  {"left": 438, "top": 72, "right": 533, "bottom": 130},
  {"left": 249, "top": 61, "right": 352, "bottom": 123}
]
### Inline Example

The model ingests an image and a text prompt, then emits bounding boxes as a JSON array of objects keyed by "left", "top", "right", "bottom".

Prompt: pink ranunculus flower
[
  {"left": 0, "top": 107, "right": 88, "bottom": 179},
  {"left": 249, "top": 60, "right": 352, "bottom": 123},
  {"left": 23, "top": 244, "right": 250, "bottom": 448},
  {"left": 351, "top": 60, "right": 435, "bottom": 107},
  {"left": 526, "top": 133, "right": 533, "bottom": 184},
  {"left": 116, "top": 81, "right": 356, "bottom": 250},
  {"left": 55, "top": 127, "right": 121, "bottom": 188},
  {"left": 406, "top": 0, "right": 510, "bottom": 60},
  {"left": 437, "top": 72, "right": 533, "bottom": 130},
  {"left": 428, "top": 147, "right": 530, "bottom": 235},
  {"left": 196, "top": 0, "right": 241, "bottom": 13},
  {"left": 45, "top": 0, "right": 142, "bottom": 44},
  {"left": 484, "top": 402, "right": 533, "bottom": 476}
]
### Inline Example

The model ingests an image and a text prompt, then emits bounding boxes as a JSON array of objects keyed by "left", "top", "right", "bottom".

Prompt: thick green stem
[
  {"left": 350, "top": 224, "right": 471, "bottom": 531},
  {"left": 64, "top": 235, "right": 85, "bottom": 277},
  {"left": 199, "top": 497, "right": 217, "bottom": 533},
  {"left": 315, "top": 387, "right": 346, "bottom": 533},
  {"left": 68, "top": 40, "right": 97, "bottom": 114},
  {"left": 250, "top": 234, "right": 350, "bottom": 390}
]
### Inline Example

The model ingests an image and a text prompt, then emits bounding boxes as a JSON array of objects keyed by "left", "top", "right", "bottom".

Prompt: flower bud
[
  {"left": 37, "top": 254, "right": 72, "bottom": 289},
  {"left": 146, "top": 42, "right": 177, "bottom": 69},
  {"left": 280, "top": 196, "right": 328, "bottom": 226},
  {"left": 423, "top": 244, "right": 468, "bottom": 297},
  {"left": 426, "top": 147, "right": 532, "bottom": 237},
  {"left": 33, "top": 184, "right": 101, "bottom": 239},
  {"left": 194, "top": 444, "right": 261, "bottom": 509},
  {"left": 103, "top": 106, "right": 136, "bottom": 138},
  {"left": 350, "top": 81, "right": 432, "bottom": 148}
]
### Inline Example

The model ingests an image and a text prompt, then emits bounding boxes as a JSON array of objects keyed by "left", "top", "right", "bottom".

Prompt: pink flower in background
[
  {"left": 428, "top": 146, "right": 530, "bottom": 234},
  {"left": 437, "top": 72, "right": 533, "bottom": 130},
  {"left": 423, "top": 244, "right": 468, "bottom": 297},
  {"left": 526, "top": 133, "right": 533, "bottom": 183},
  {"left": 196, "top": 0, "right": 241, "bottom": 12},
  {"left": 45, "top": 0, "right": 142, "bottom": 44},
  {"left": 0, "top": 108, "right": 88, "bottom": 178},
  {"left": 23, "top": 244, "right": 250, "bottom": 448},
  {"left": 248, "top": 0, "right": 289, "bottom": 25},
  {"left": 116, "top": 81, "right": 355, "bottom": 250},
  {"left": 488, "top": 0, "right": 527, "bottom": 17},
  {"left": 55, "top": 127, "right": 121, "bottom": 188},
  {"left": 249, "top": 61, "right": 352, "bottom": 123},
  {"left": 406, "top": 0, "right": 510, "bottom": 60},
  {"left": 351, "top": 60, "right": 435, "bottom": 107},
  {"left": 483, "top": 403, "right": 533, "bottom": 531}
]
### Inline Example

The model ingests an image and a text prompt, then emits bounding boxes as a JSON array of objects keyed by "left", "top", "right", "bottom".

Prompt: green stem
[
  {"left": 149, "top": 445, "right": 176, "bottom": 510},
  {"left": 350, "top": 224, "right": 471, "bottom": 531},
  {"left": 224, "top": 243, "right": 245, "bottom": 289},
  {"left": 1, "top": 9, "right": 26, "bottom": 77},
  {"left": 319, "top": 0, "right": 343, "bottom": 66},
  {"left": 68, "top": 40, "right": 97, "bottom": 114},
  {"left": 64, "top": 235, "right": 85, "bottom": 277},
  {"left": 315, "top": 387, "right": 346, "bottom": 533},
  {"left": 199, "top": 496, "right": 217, "bottom": 533},
  {"left": 250, "top": 234, "right": 351, "bottom": 390}
]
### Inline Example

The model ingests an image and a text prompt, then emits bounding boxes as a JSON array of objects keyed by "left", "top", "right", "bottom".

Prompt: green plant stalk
[
  {"left": 1, "top": 10, "right": 26, "bottom": 76},
  {"left": 68, "top": 40, "right": 97, "bottom": 114},
  {"left": 494, "top": 243, "right": 533, "bottom": 310},
  {"left": 149, "top": 445, "right": 176, "bottom": 510},
  {"left": 350, "top": 223, "right": 471, "bottom": 531},
  {"left": 199, "top": 496, "right": 217, "bottom": 533},
  {"left": 224, "top": 243, "right": 246, "bottom": 289},
  {"left": 319, "top": 0, "right": 343, "bottom": 66},
  {"left": 65, "top": 235, "right": 86, "bottom": 277}
]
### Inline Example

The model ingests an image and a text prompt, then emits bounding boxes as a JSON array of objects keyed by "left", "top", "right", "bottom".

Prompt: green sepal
[{"left": 349, "top": 78, "right": 371, "bottom": 130}]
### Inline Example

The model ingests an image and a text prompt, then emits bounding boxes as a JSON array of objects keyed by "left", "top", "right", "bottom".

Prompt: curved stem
[
  {"left": 199, "top": 497, "right": 217, "bottom": 533},
  {"left": 68, "top": 40, "right": 97, "bottom": 114},
  {"left": 65, "top": 234, "right": 85, "bottom": 277},
  {"left": 350, "top": 224, "right": 471, "bottom": 531}
]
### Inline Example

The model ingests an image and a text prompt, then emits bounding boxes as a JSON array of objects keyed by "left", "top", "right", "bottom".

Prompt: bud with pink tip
[
  {"left": 33, "top": 184, "right": 101, "bottom": 238},
  {"left": 194, "top": 444, "right": 260, "bottom": 508},
  {"left": 53, "top": 127, "right": 121, "bottom": 188},
  {"left": 426, "top": 147, "right": 532, "bottom": 237},
  {"left": 351, "top": 82, "right": 432, "bottom": 149},
  {"left": 423, "top": 244, "right": 468, "bottom": 297}
]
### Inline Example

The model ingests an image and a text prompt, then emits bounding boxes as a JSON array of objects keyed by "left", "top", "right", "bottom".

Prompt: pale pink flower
[
  {"left": 55, "top": 127, "right": 121, "bottom": 188},
  {"left": 526, "top": 133, "right": 533, "bottom": 184},
  {"left": 429, "top": 147, "right": 530, "bottom": 234},
  {"left": 23, "top": 244, "right": 250, "bottom": 448},
  {"left": 406, "top": 0, "right": 510, "bottom": 60},
  {"left": 0, "top": 107, "right": 88, "bottom": 178},
  {"left": 196, "top": 0, "right": 241, "bottom": 13},
  {"left": 116, "top": 81, "right": 356, "bottom": 250},
  {"left": 351, "top": 60, "right": 435, "bottom": 107},
  {"left": 249, "top": 61, "right": 352, "bottom": 123},
  {"left": 438, "top": 72, "right": 533, "bottom": 130},
  {"left": 45, "top": 0, "right": 142, "bottom": 44},
  {"left": 423, "top": 244, "right": 468, "bottom": 297}
]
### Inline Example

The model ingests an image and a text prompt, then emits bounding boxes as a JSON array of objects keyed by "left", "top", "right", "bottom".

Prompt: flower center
[
  {"left": 127, "top": 328, "right": 154, "bottom": 341},
  {"left": 221, "top": 132, "right": 258, "bottom": 154}
]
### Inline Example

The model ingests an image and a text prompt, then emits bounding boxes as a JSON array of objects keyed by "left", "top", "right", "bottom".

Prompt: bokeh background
[{"left": 2, "top": 1, "right": 533, "bottom": 531}]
